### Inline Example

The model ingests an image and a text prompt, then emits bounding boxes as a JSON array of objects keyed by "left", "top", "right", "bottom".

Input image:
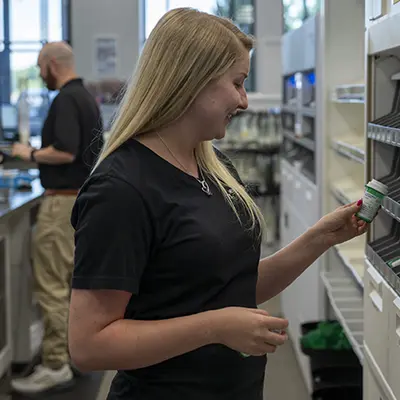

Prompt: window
[
  {"left": 0, "top": 0, "right": 70, "bottom": 105},
  {"left": 145, "top": 0, "right": 219, "bottom": 39},
  {"left": 48, "top": 0, "right": 63, "bottom": 42},
  {"left": 0, "top": 0, "right": 4, "bottom": 51},
  {"left": 283, "top": 0, "right": 321, "bottom": 33},
  {"left": 144, "top": 0, "right": 256, "bottom": 91},
  {"left": 10, "top": 0, "right": 41, "bottom": 41}
]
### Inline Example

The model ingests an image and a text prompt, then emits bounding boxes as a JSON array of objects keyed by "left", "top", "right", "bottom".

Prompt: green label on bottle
[{"left": 355, "top": 185, "right": 385, "bottom": 223}]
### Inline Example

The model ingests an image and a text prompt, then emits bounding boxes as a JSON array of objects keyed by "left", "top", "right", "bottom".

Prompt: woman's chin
[{"left": 214, "top": 130, "right": 226, "bottom": 141}]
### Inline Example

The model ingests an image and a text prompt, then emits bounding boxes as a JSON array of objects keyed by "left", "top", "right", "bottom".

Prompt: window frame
[
  {"left": 0, "top": 0, "right": 71, "bottom": 104},
  {"left": 142, "top": 0, "right": 256, "bottom": 91}
]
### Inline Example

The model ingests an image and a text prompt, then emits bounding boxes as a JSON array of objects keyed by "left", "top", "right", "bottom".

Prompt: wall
[
  {"left": 71, "top": 0, "right": 282, "bottom": 98},
  {"left": 254, "top": 0, "right": 282, "bottom": 99},
  {"left": 70, "top": 0, "right": 142, "bottom": 82}
]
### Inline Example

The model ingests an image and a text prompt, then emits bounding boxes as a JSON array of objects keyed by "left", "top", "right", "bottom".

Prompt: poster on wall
[{"left": 94, "top": 36, "right": 118, "bottom": 77}]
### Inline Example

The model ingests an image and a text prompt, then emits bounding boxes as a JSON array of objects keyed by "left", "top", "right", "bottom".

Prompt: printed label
[{"left": 357, "top": 191, "right": 381, "bottom": 221}]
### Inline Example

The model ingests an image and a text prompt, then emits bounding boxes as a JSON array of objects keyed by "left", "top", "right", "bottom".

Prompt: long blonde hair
[{"left": 96, "top": 8, "right": 264, "bottom": 232}]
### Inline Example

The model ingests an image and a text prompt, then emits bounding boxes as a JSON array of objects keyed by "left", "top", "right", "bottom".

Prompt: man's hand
[{"left": 12, "top": 143, "right": 32, "bottom": 162}]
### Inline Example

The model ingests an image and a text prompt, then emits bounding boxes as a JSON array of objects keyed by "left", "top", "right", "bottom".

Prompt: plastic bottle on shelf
[
  {"left": 248, "top": 113, "right": 258, "bottom": 143},
  {"left": 239, "top": 113, "right": 249, "bottom": 143},
  {"left": 18, "top": 90, "right": 31, "bottom": 146},
  {"left": 355, "top": 179, "right": 388, "bottom": 223},
  {"left": 387, "top": 257, "right": 400, "bottom": 271}
]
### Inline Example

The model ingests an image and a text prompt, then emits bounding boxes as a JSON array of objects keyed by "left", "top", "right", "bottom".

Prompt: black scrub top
[
  {"left": 71, "top": 139, "right": 266, "bottom": 400},
  {"left": 39, "top": 78, "right": 103, "bottom": 190}
]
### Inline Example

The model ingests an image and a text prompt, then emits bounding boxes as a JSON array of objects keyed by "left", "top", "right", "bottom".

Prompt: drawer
[
  {"left": 387, "top": 290, "right": 400, "bottom": 399},
  {"left": 364, "top": 264, "right": 390, "bottom": 377},
  {"left": 294, "top": 172, "right": 318, "bottom": 226},
  {"left": 280, "top": 200, "right": 291, "bottom": 248},
  {"left": 364, "top": 343, "right": 397, "bottom": 400},
  {"left": 280, "top": 160, "right": 294, "bottom": 202},
  {"left": 364, "top": 356, "right": 390, "bottom": 400}
]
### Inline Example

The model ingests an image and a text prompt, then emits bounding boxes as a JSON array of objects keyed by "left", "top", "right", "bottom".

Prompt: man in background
[{"left": 11, "top": 41, "right": 103, "bottom": 395}]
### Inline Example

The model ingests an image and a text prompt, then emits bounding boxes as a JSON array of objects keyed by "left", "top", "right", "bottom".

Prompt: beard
[{"left": 43, "top": 66, "right": 57, "bottom": 91}]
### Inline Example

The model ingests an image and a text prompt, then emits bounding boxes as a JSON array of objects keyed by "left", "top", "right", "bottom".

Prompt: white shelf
[
  {"left": 320, "top": 270, "right": 364, "bottom": 363},
  {"left": 283, "top": 130, "right": 315, "bottom": 151},
  {"left": 368, "top": 123, "right": 400, "bottom": 147},
  {"left": 331, "top": 178, "right": 364, "bottom": 205},
  {"left": 331, "top": 139, "right": 365, "bottom": 164},
  {"left": 368, "top": 12, "right": 400, "bottom": 55},
  {"left": 282, "top": 104, "right": 297, "bottom": 114},
  {"left": 334, "top": 241, "right": 365, "bottom": 288},
  {"left": 301, "top": 107, "right": 316, "bottom": 117},
  {"left": 366, "top": 245, "right": 400, "bottom": 297},
  {"left": 332, "top": 98, "right": 365, "bottom": 104},
  {"left": 391, "top": 72, "right": 400, "bottom": 81},
  {"left": 382, "top": 196, "right": 400, "bottom": 223}
]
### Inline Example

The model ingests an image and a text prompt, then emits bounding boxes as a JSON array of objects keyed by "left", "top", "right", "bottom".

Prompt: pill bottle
[
  {"left": 387, "top": 256, "right": 400, "bottom": 269},
  {"left": 355, "top": 179, "right": 388, "bottom": 223}
]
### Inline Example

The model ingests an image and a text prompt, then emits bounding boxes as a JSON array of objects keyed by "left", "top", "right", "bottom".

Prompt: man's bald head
[
  {"left": 39, "top": 42, "right": 74, "bottom": 67},
  {"left": 38, "top": 41, "right": 77, "bottom": 91}
]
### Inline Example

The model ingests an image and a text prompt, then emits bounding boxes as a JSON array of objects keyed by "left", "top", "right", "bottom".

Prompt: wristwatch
[{"left": 30, "top": 149, "right": 37, "bottom": 162}]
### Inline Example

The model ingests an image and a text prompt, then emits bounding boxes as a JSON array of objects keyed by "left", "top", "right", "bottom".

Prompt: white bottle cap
[{"left": 367, "top": 179, "right": 388, "bottom": 196}]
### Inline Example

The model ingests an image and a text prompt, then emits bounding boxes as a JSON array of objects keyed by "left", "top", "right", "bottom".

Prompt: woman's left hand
[{"left": 314, "top": 200, "right": 369, "bottom": 247}]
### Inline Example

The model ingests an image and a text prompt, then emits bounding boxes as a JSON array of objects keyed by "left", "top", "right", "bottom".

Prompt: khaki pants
[{"left": 32, "top": 195, "right": 76, "bottom": 369}]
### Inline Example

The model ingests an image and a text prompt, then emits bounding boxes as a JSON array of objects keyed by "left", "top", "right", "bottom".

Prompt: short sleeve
[
  {"left": 71, "top": 174, "right": 154, "bottom": 293},
  {"left": 52, "top": 94, "right": 81, "bottom": 155}
]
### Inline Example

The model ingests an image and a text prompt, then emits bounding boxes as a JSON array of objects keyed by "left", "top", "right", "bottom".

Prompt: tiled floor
[{"left": 260, "top": 296, "right": 309, "bottom": 400}]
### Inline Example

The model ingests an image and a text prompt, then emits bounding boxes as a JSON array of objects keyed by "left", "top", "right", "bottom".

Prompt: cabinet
[
  {"left": 280, "top": 160, "right": 322, "bottom": 393},
  {"left": 364, "top": 357, "right": 390, "bottom": 400},
  {"left": 364, "top": 264, "right": 389, "bottom": 376},
  {"left": 0, "top": 235, "right": 11, "bottom": 379},
  {"left": 363, "top": 0, "right": 400, "bottom": 394},
  {"left": 387, "top": 294, "right": 400, "bottom": 399}
]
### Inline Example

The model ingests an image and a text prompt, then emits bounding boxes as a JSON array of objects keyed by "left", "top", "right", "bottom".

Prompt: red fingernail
[{"left": 357, "top": 199, "right": 362, "bottom": 206}]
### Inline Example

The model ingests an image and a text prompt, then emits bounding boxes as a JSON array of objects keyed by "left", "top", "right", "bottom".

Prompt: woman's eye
[{"left": 234, "top": 82, "right": 242, "bottom": 88}]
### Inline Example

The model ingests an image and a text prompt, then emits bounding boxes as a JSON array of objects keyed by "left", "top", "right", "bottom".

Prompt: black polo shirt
[
  {"left": 71, "top": 139, "right": 266, "bottom": 400},
  {"left": 39, "top": 78, "right": 103, "bottom": 189}
]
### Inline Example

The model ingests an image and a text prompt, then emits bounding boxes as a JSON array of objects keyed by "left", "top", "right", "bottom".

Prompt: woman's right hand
[{"left": 212, "top": 307, "right": 289, "bottom": 356}]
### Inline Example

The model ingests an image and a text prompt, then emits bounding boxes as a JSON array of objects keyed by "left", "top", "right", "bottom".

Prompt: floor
[
  {"left": 260, "top": 295, "right": 309, "bottom": 400},
  {"left": 1, "top": 370, "right": 104, "bottom": 400}
]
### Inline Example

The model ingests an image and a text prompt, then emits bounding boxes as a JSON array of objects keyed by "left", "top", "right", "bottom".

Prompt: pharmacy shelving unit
[
  {"left": 281, "top": 0, "right": 369, "bottom": 393},
  {"left": 318, "top": 0, "right": 367, "bottom": 368},
  {"left": 280, "top": 16, "right": 324, "bottom": 393},
  {"left": 363, "top": 1, "right": 400, "bottom": 399}
]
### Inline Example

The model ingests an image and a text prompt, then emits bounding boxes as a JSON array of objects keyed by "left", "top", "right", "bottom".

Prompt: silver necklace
[{"left": 157, "top": 133, "right": 212, "bottom": 196}]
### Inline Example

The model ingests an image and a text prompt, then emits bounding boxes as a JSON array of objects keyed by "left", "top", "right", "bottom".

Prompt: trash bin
[
  {"left": 300, "top": 321, "right": 360, "bottom": 371},
  {"left": 300, "top": 320, "right": 362, "bottom": 399}
]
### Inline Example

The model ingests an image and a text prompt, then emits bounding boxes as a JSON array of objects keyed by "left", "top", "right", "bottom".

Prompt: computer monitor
[
  {"left": 0, "top": 119, "right": 4, "bottom": 143},
  {"left": 1, "top": 104, "right": 18, "bottom": 130},
  {"left": 0, "top": 104, "right": 18, "bottom": 141}
]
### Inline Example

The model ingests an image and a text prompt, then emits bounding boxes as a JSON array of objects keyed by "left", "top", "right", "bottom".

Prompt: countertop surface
[{"left": 0, "top": 177, "right": 44, "bottom": 220}]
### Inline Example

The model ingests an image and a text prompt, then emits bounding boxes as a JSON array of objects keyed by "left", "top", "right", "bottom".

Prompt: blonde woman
[{"left": 68, "top": 8, "right": 367, "bottom": 400}]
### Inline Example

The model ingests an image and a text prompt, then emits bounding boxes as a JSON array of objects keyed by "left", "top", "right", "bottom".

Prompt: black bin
[
  {"left": 300, "top": 321, "right": 361, "bottom": 372},
  {"left": 300, "top": 321, "right": 362, "bottom": 399}
]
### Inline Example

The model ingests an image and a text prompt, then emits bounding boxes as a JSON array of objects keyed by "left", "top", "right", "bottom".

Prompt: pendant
[{"left": 199, "top": 180, "right": 212, "bottom": 196}]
